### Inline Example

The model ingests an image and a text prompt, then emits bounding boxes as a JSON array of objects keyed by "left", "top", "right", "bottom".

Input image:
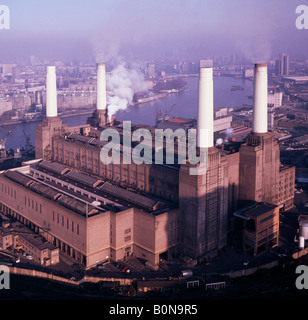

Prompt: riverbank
[{"left": 0, "top": 110, "right": 93, "bottom": 128}]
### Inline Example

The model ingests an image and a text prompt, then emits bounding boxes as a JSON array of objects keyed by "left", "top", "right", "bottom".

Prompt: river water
[{"left": 0, "top": 76, "right": 253, "bottom": 151}]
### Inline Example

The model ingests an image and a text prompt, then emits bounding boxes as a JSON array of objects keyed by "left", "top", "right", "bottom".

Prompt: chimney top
[
  {"left": 252, "top": 63, "right": 268, "bottom": 134},
  {"left": 197, "top": 66, "right": 214, "bottom": 148},
  {"left": 46, "top": 66, "right": 58, "bottom": 118}
]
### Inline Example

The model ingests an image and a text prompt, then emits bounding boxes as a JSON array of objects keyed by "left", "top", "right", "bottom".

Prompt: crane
[
  {"left": 0, "top": 130, "right": 11, "bottom": 150},
  {"left": 164, "top": 104, "right": 176, "bottom": 121},
  {"left": 23, "top": 130, "right": 32, "bottom": 148},
  {"left": 0, "top": 130, "right": 11, "bottom": 158}
]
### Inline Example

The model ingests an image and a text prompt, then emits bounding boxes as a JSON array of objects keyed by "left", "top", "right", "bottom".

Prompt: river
[{"left": 0, "top": 76, "right": 253, "bottom": 151}]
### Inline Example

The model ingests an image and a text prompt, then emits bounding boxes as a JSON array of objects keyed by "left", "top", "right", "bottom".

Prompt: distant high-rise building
[
  {"left": 275, "top": 53, "right": 289, "bottom": 76},
  {"left": 12, "top": 66, "right": 21, "bottom": 80}
]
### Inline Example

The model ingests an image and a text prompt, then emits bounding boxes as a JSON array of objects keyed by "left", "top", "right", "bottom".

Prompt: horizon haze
[{"left": 0, "top": 0, "right": 308, "bottom": 63}]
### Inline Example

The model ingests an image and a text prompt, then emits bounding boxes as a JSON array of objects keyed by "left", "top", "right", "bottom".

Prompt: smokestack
[
  {"left": 253, "top": 63, "right": 268, "bottom": 134},
  {"left": 46, "top": 66, "right": 58, "bottom": 117},
  {"left": 96, "top": 63, "right": 107, "bottom": 110},
  {"left": 197, "top": 67, "right": 214, "bottom": 148}
]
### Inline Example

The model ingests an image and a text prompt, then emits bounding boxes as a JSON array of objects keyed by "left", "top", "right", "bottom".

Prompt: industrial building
[
  {"left": 234, "top": 203, "right": 280, "bottom": 256},
  {"left": 0, "top": 62, "right": 295, "bottom": 268},
  {"left": 0, "top": 213, "right": 59, "bottom": 266}
]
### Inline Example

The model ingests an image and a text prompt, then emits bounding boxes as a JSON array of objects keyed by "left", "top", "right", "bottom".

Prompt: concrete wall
[
  {"left": 179, "top": 147, "right": 228, "bottom": 260},
  {"left": 239, "top": 133, "right": 280, "bottom": 205}
]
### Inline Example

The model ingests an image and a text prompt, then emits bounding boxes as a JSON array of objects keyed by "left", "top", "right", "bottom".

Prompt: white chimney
[
  {"left": 197, "top": 67, "right": 214, "bottom": 148},
  {"left": 46, "top": 66, "right": 58, "bottom": 117},
  {"left": 253, "top": 63, "right": 268, "bottom": 134},
  {"left": 96, "top": 63, "right": 107, "bottom": 110}
]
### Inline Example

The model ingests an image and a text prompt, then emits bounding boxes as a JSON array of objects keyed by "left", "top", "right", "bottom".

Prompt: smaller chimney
[
  {"left": 46, "top": 66, "right": 58, "bottom": 118},
  {"left": 96, "top": 63, "right": 107, "bottom": 111},
  {"left": 197, "top": 67, "right": 214, "bottom": 148},
  {"left": 253, "top": 63, "right": 268, "bottom": 134}
]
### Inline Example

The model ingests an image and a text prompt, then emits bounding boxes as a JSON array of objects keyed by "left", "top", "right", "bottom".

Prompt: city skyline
[{"left": 1, "top": 1, "right": 308, "bottom": 62}]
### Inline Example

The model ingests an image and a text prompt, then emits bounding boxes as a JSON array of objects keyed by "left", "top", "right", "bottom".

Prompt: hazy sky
[{"left": 1, "top": 0, "right": 307, "bottom": 62}]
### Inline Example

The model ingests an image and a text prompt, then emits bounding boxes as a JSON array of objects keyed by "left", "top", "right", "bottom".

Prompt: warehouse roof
[
  {"left": 39, "top": 161, "right": 70, "bottom": 175},
  {"left": 4, "top": 170, "right": 34, "bottom": 187},
  {"left": 57, "top": 194, "right": 98, "bottom": 216},
  {"left": 34, "top": 160, "right": 170, "bottom": 213},
  {"left": 99, "top": 182, "right": 163, "bottom": 211},
  {"left": 29, "top": 182, "right": 62, "bottom": 200},
  {"left": 2, "top": 168, "right": 104, "bottom": 218}
]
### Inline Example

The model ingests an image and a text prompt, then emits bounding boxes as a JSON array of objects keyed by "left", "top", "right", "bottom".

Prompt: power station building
[{"left": 0, "top": 63, "right": 295, "bottom": 269}]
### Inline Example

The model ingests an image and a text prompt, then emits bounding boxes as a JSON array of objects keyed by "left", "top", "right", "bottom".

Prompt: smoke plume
[
  {"left": 225, "top": 127, "right": 234, "bottom": 142},
  {"left": 106, "top": 60, "right": 150, "bottom": 118}
]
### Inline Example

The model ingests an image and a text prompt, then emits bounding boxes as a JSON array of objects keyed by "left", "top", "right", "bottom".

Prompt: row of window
[
  {"left": 24, "top": 196, "right": 42, "bottom": 213},
  {"left": 279, "top": 176, "right": 294, "bottom": 183},
  {"left": 110, "top": 228, "right": 131, "bottom": 244},
  {"left": 1, "top": 183, "right": 16, "bottom": 199},
  {"left": 52, "top": 211, "right": 80, "bottom": 235},
  {"left": 22, "top": 193, "right": 80, "bottom": 236},
  {"left": 278, "top": 183, "right": 293, "bottom": 190}
]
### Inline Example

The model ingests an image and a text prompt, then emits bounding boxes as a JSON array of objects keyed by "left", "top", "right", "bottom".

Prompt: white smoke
[
  {"left": 216, "top": 138, "right": 224, "bottom": 146},
  {"left": 106, "top": 61, "right": 150, "bottom": 119},
  {"left": 225, "top": 127, "right": 234, "bottom": 142},
  {"left": 90, "top": 34, "right": 150, "bottom": 119}
]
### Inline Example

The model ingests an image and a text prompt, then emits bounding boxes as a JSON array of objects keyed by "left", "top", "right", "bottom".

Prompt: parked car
[
  {"left": 26, "top": 255, "right": 33, "bottom": 260},
  {"left": 121, "top": 266, "right": 131, "bottom": 273}
]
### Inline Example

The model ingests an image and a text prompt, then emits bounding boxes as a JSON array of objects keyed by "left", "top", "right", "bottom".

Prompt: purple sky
[{"left": 0, "top": 0, "right": 307, "bottom": 62}]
